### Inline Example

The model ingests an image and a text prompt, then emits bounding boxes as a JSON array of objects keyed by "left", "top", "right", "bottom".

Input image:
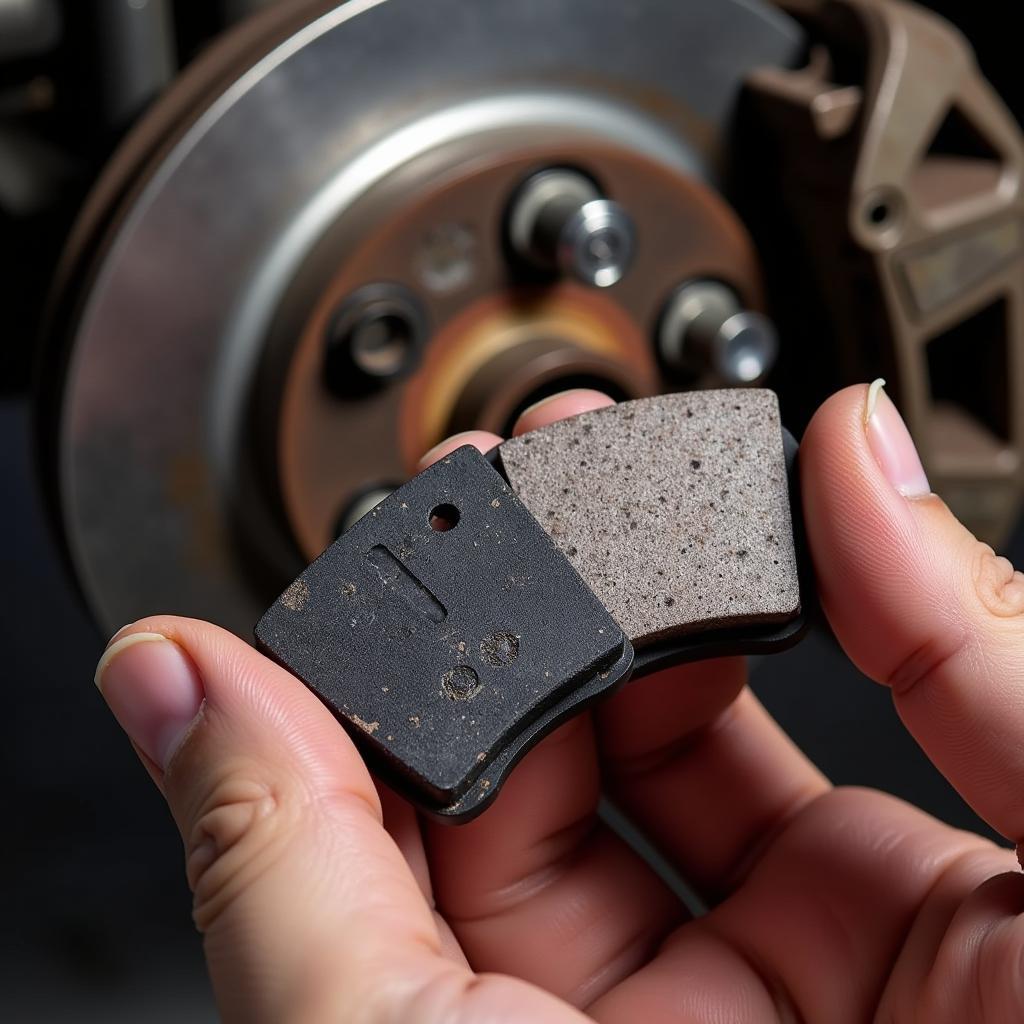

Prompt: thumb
[
  {"left": 94, "top": 616, "right": 445, "bottom": 1023},
  {"left": 94, "top": 617, "right": 583, "bottom": 1024},
  {"left": 801, "top": 382, "right": 1024, "bottom": 847}
]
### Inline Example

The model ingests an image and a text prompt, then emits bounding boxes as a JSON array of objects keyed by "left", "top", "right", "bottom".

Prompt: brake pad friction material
[
  {"left": 496, "top": 389, "right": 800, "bottom": 646},
  {"left": 255, "top": 445, "right": 628, "bottom": 814}
]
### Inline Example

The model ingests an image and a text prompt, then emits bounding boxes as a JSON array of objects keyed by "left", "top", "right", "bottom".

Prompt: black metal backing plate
[{"left": 255, "top": 445, "right": 630, "bottom": 818}]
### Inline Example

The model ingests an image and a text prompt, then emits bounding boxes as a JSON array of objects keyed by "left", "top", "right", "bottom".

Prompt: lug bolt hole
[
  {"left": 348, "top": 313, "right": 417, "bottom": 377},
  {"left": 323, "top": 283, "right": 428, "bottom": 397}
]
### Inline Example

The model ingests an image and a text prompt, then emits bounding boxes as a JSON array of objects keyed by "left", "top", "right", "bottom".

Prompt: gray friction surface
[{"left": 497, "top": 390, "right": 800, "bottom": 646}]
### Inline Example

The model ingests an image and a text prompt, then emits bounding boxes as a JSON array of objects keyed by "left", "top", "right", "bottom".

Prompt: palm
[{"left": 381, "top": 666, "right": 1018, "bottom": 1023}]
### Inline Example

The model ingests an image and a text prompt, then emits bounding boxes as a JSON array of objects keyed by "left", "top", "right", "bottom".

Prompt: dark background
[{"left": 1, "top": 2, "right": 1019, "bottom": 1020}]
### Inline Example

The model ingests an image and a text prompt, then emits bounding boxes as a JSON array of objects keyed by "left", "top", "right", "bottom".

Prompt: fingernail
[
  {"left": 95, "top": 632, "right": 204, "bottom": 769},
  {"left": 864, "top": 379, "right": 931, "bottom": 498}
]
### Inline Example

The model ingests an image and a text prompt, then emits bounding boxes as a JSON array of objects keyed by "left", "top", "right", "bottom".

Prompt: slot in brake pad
[{"left": 255, "top": 389, "right": 811, "bottom": 822}]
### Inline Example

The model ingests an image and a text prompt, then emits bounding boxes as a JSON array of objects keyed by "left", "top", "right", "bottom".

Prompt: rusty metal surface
[
  {"left": 271, "top": 137, "right": 765, "bottom": 559},
  {"left": 51, "top": 0, "right": 802, "bottom": 633},
  {"left": 748, "top": 0, "right": 1024, "bottom": 543}
]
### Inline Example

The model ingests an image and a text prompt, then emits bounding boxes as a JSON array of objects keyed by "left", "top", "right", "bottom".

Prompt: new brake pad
[{"left": 255, "top": 389, "right": 811, "bottom": 821}]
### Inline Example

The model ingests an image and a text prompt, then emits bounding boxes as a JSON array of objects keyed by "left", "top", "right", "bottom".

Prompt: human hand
[{"left": 95, "top": 384, "right": 1024, "bottom": 1022}]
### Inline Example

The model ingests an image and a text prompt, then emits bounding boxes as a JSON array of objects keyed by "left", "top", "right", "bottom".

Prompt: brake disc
[{"left": 41, "top": 0, "right": 804, "bottom": 635}]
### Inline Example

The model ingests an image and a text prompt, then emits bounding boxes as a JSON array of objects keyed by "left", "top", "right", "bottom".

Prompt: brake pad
[{"left": 255, "top": 389, "right": 810, "bottom": 822}]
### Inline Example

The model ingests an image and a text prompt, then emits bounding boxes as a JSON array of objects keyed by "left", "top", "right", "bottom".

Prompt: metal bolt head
[
  {"left": 658, "top": 280, "right": 778, "bottom": 384},
  {"left": 507, "top": 169, "right": 634, "bottom": 288},
  {"left": 558, "top": 199, "right": 635, "bottom": 288},
  {"left": 713, "top": 311, "right": 778, "bottom": 383}
]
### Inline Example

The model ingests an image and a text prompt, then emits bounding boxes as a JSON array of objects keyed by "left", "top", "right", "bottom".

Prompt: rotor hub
[{"left": 45, "top": 0, "right": 802, "bottom": 632}]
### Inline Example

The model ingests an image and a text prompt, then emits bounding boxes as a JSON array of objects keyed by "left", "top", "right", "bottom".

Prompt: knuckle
[
  {"left": 185, "top": 765, "right": 302, "bottom": 932},
  {"left": 970, "top": 541, "right": 1024, "bottom": 620},
  {"left": 885, "top": 632, "right": 966, "bottom": 696}
]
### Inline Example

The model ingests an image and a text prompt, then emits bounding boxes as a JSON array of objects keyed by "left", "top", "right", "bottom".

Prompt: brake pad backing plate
[
  {"left": 497, "top": 389, "right": 800, "bottom": 646},
  {"left": 255, "top": 446, "right": 628, "bottom": 807},
  {"left": 257, "top": 389, "right": 806, "bottom": 820}
]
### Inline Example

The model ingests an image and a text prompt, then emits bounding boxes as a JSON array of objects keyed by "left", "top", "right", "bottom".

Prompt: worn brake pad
[{"left": 255, "top": 389, "right": 810, "bottom": 821}]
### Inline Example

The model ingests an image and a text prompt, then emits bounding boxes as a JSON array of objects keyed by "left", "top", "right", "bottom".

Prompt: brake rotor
[{"left": 43, "top": 0, "right": 804, "bottom": 635}]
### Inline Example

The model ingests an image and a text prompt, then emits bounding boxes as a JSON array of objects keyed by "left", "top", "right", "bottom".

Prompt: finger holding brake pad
[{"left": 255, "top": 389, "right": 809, "bottom": 821}]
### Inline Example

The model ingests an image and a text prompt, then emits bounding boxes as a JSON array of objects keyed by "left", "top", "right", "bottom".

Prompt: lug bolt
[
  {"left": 507, "top": 168, "right": 634, "bottom": 288},
  {"left": 658, "top": 280, "right": 778, "bottom": 384},
  {"left": 324, "top": 283, "right": 428, "bottom": 397}
]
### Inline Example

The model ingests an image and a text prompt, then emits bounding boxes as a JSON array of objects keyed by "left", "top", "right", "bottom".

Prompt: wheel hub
[{"left": 45, "top": 0, "right": 803, "bottom": 633}]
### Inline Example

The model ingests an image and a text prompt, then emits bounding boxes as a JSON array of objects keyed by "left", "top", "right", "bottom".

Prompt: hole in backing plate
[{"left": 429, "top": 504, "right": 460, "bottom": 531}]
